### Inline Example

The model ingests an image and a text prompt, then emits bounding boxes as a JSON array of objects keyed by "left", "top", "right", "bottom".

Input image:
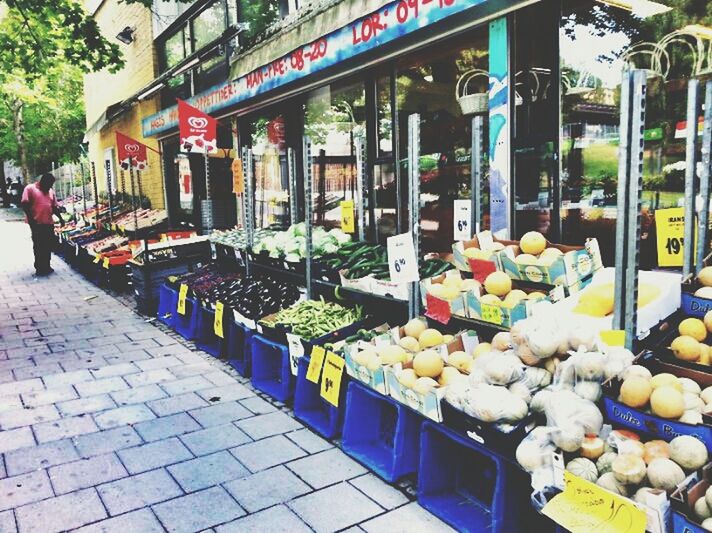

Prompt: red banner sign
[
  {"left": 116, "top": 132, "right": 148, "bottom": 170},
  {"left": 178, "top": 99, "right": 217, "bottom": 154}
]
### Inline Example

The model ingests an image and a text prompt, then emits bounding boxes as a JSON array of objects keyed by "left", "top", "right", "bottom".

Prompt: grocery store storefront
[{"left": 143, "top": 0, "right": 712, "bottom": 267}]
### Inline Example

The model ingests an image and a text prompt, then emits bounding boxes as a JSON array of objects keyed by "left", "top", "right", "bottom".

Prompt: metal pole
[
  {"left": 105, "top": 158, "right": 114, "bottom": 224},
  {"left": 407, "top": 114, "right": 421, "bottom": 319},
  {"left": 129, "top": 159, "right": 138, "bottom": 234},
  {"left": 231, "top": 117, "right": 242, "bottom": 229},
  {"left": 80, "top": 160, "right": 87, "bottom": 218},
  {"left": 697, "top": 80, "right": 712, "bottom": 272},
  {"left": 303, "top": 137, "right": 313, "bottom": 299},
  {"left": 71, "top": 164, "right": 77, "bottom": 222},
  {"left": 471, "top": 115, "right": 484, "bottom": 234},
  {"left": 288, "top": 147, "right": 298, "bottom": 225},
  {"left": 355, "top": 137, "right": 367, "bottom": 241},
  {"left": 683, "top": 80, "right": 700, "bottom": 278},
  {"left": 204, "top": 154, "right": 212, "bottom": 232},
  {"left": 137, "top": 170, "right": 144, "bottom": 210},
  {"left": 242, "top": 147, "right": 254, "bottom": 276},
  {"left": 91, "top": 161, "right": 99, "bottom": 225}
]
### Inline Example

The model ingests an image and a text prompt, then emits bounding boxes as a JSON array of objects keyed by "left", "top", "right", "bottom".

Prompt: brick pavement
[{"left": 0, "top": 217, "right": 454, "bottom": 533}]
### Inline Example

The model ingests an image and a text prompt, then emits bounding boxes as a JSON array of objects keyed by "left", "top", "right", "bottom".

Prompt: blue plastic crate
[
  {"left": 157, "top": 284, "right": 178, "bottom": 326},
  {"left": 226, "top": 320, "right": 253, "bottom": 377},
  {"left": 174, "top": 296, "right": 200, "bottom": 340},
  {"left": 250, "top": 334, "right": 294, "bottom": 402},
  {"left": 342, "top": 381, "right": 422, "bottom": 482},
  {"left": 418, "top": 421, "right": 529, "bottom": 533},
  {"left": 195, "top": 305, "right": 223, "bottom": 358},
  {"left": 294, "top": 355, "right": 346, "bottom": 439}
]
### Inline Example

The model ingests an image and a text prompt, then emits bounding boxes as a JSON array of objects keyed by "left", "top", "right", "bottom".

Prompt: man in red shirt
[{"left": 21, "top": 173, "right": 64, "bottom": 276}]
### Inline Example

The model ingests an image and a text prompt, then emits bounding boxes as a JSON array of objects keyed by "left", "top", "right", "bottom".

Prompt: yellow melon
[
  {"left": 520, "top": 231, "right": 547, "bottom": 255},
  {"left": 650, "top": 386, "right": 685, "bottom": 419},
  {"left": 515, "top": 253, "right": 538, "bottom": 265},
  {"left": 484, "top": 272, "right": 512, "bottom": 297},
  {"left": 399, "top": 336, "right": 420, "bottom": 352},
  {"left": 620, "top": 376, "right": 652, "bottom": 408},
  {"left": 447, "top": 351, "right": 472, "bottom": 371},
  {"left": 504, "top": 289, "right": 527, "bottom": 305},
  {"left": 650, "top": 373, "right": 682, "bottom": 392},
  {"left": 396, "top": 368, "right": 417, "bottom": 388},
  {"left": 413, "top": 350, "right": 444, "bottom": 378},
  {"left": 698, "top": 266, "right": 712, "bottom": 287},
  {"left": 695, "top": 287, "right": 712, "bottom": 299},
  {"left": 679, "top": 318, "right": 708, "bottom": 342},
  {"left": 438, "top": 367, "right": 463, "bottom": 386},
  {"left": 418, "top": 329, "right": 444, "bottom": 349},
  {"left": 704, "top": 311, "right": 712, "bottom": 333},
  {"left": 671, "top": 336, "right": 701, "bottom": 362},
  {"left": 403, "top": 318, "right": 427, "bottom": 339},
  {"left": 480, "top": 294, "right": 501, "bottom": 305},
  {"left": 472, "top": 343, "right": 491, "bottom": 358}
]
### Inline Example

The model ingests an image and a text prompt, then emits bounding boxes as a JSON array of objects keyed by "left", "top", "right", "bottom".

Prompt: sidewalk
[{"left": 0, "top": 219, "right": 454, "bottom": 533}]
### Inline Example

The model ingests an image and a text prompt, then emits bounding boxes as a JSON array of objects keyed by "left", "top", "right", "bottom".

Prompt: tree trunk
[{"left": 11, "top": 99, "right": 29, "bottom": 183}]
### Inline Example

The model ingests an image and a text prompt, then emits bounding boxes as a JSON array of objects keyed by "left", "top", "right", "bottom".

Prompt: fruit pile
[
  {"left": 691, "top": 266, "right": 712, "bottom": 298},
  {"left": 423, "top": 272, "right": 480, "bottom": 302},
  {"left": 478, "top": 271, "right": 547, "bottom": 308},
  {"left": 504, "top": 231, "right": 565, "bottom": 266},
  {"left": 573, "top": 281, "right": 660, "bottom": 318},
  {"left": 670, "top": 314, "right": 712, "bottom": 364}
]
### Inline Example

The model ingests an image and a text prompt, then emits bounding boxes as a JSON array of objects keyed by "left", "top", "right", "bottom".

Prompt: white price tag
[
  {"left": 286, "top": 333, "right": 305, "bottom": 376},
  {"left": 477, "top": 230, "right": 495, "bottom": 250},
  {"left": 453, "top": 199, "right": 472, "bottom": 241},
  {"left": 210, "top": 242, "right": 217, "bottom": 260},
  {"left": 461, "top": 330, "right": 480, "bottom": 354},
  {"left": 387, "top": 232, "right": 419, "bottom": 283}
]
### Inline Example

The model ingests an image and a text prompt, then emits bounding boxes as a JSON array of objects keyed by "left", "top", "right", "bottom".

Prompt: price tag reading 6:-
[
  {"left": 453, "top": 199, "right": 472, "bottom": 241},
  {"left": 214, "top": 302, "right": 225, "bottom": 338},
  {"left": 386, "top": 232, "right": 419, "bottom": 283},
  {"left": 177, "top": 284, "right": 188, "bottom": 316},
  {"left": 320, "top": 351, "right": 345, "bottom": 407}
]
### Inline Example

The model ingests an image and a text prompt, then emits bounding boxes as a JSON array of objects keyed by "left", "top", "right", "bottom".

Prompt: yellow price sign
[
  {"left": 214, "top": 302, "right": 225, "bottom": 338},
  {"left": 177, "top": 284, "right": 188, "bottom": 316},
  {"left": 655, "top": 207, "right": 697, "bottom": 267},
  {"left": 103, "top": 257, "right": 110, "bottom": 269},
  {"left": 320, "top": 351, "right": 345, "bottom": 407},
  {"left": 481, "top": 303, "right": 503, "bottom": 325},
  {"left": 600, "top": 330, "right": 626, "bottom": 347},
  {"left": 306, "top": 345, "right": 326, "bottom": 384},
  {"left": 340, "top": 200, "right": 355, "bottom": 233},
  {"left": 111, "top": 223, "right": 116, "bottom": 231},
  {"left": 93, "top": 254, "right": 101, "bottom": 264},
  {"left": 543, "top": 471, "right": 646, "bottom": 533}
]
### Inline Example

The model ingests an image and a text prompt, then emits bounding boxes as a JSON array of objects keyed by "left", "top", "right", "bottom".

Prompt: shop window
[
  {"left": 304, "top": 80, "right": 366, "bottom": 229},
  {"left": 559, "top": 0, "right": 711, "bottom": 267},
  {"left": 396, "top": 30, "right": 489, "bottom": 253},
  {"left": 377, "top": 76, "right": 393, "bottom": 157},
  {"left": 162, "top": 26, "right": 187, "bottom": 72}
]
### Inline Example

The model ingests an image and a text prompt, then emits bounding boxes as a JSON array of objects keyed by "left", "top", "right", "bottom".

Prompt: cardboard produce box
[{"left": 671, "top": 464, "right": 709, "bottom": 533}]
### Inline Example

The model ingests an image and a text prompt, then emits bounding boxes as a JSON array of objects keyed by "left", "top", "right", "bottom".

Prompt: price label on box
[
  {"left": 214, "top": 302, "right": 225, "bottom": 339},
  {"left": 306, "top": 345, "right": 326, "bottom": 383},
  {"left": 102, "top": 257, "right": 110, "bottom": 269},
  {"left": 177, "top": 284, "right": 188, "bottom": 316},
  {"left": 387, "top": 232, "right": 419, "bottom": 282},
  {"left": 453, "top": 199, "right": 471, "bottom": 241},
  {"left": 425, "top": 293, "right": 451, "bottom": 324},
  {"left": 481, "top": 303, "right": 503, "bottom": 325},
  {"left": 286, "top": 333, "right": 305, "bottom": 376},
  {"left": 656, "top": 207, "right": 697, "bottom": 267},
  {"left": 340, "top": 200, "right": 355, "bottom": 233},
  {"left": 320, "top": 351, "right": 345, "bottom": 407}
]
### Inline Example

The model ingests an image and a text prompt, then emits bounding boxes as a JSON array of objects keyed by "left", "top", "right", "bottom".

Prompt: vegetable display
[
  {"left": 202, "top": 275, "right": 301, "bottom": 320},
  {"left": 252, "top": 223, "right": 352, "bottom": 260},
  {"left": 172, "top": 265, "right": 241, "bottom": 298},
  {"left": 260, "top": 298, "right": 364, "bottom": 340},
  {"left": 210, "top": 228, "right": 275, "bottom": 250}
]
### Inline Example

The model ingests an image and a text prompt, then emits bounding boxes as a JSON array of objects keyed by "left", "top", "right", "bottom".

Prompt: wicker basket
[{"left": 456, "top": 69, "right": 489, "bottom": 115}]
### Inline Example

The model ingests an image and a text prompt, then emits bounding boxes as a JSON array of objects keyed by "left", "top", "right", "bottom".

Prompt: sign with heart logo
[
  {"left": 116, "top": 132, "right": 149, "bottom": 170},
  {"left": 178, "top": 99, "right": 217, "bottom": 154}
]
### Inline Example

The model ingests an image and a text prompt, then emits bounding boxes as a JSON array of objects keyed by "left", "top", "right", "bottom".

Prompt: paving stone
[
  {"left": 216, "top": 504, "right": 312, "bottom": 533},
  {"left": 285, "top": 428, "right": 333, "bottom": 454},
  {"left": 74, "top": 425, "right": 143, "bottom": 458},
  {"left": 118, "top": 437, "right": 193, "bottom": 474},
  {"left": 0, "top": 371, "right": 14, "bottom": 385},
  {"left": 43, "top": 369, "right": 93, "bottom": 389},
  {"left": 94, "top": 404, "right": 156, "bottom": 429},
  {"left": 90, "top": 362, "right": 140, "bottom": 379},
  {"left": 124, "top": 368, "right": 176, "bottom": 387},
  {"left": 235, "top": 411, "right": 302, "bottom": 440},
  {"left": 180, "top": 423, "right": 251, "bottom": 456},
  {"left": 147, "top": 391, "right": 209, "bottom": 417},
  {"left": 49, "top": 453, "right": 127, "bottom": 495},
  {"left": 0, "top": 394, "right": 22, "bottom": 413},
  {"left": 97, "top": 468, "right": 183, "bottom": 516},
  {"left": 74, "top": 508, "right": 164, "bottom": 533},
  {"left": 13, "top": 363, "right": 63, "bottom": 380},
  {"left": 160, "top": 375, "right": 214, "bottom": 396},
  {"left": 0, "top": 378, "right": 42, "bottom": 396},
  {"left": 0, "top": 510, "right": 16, "bottom": 533},
  {"left": 203, "top": 370, "right": 236, "bottom": 386},
  {"left": 104, "top": 349, "right": 152, "bottom": 365},
  {"left": 168, "top": 450, "right": 249, "bottom": 492},
  {"left": 187, "top": 401, "right": 252, "bottom": 428},
  {"left": 0, "top": 456, "right": 5, "bottom": 479},
  {"left": 169, "top": 362, "right": 215, "bottom": 378},
  {"left": 4, "top": 439, "right": 79, "bottom": 476},
  {"left": 359, "top": 501, "right": 456, "bottom": 533},
  {"left": 33, "top": 414, "right": 100, "bottom": 443},
  {"left": 154, "top": 345, "right": 197, "bottom": 359},
  {"left": 135, "top": 355, "right": 183, "bottom": 372},
  {"left": 56, "top": 393, "right": 116, "bottom": 416},
  {"left": 0, "top": 427, "right": 35, "bottom": 454},
  {"left": 349, "top": 474, "right": 409, "bottom": 510},
  {"left": 0, "top": 470, "right": 54, "bottom": 512},
  {"left": 230, "top": 435, "right": 306, "bottom": 472},
  {"left": 0, "top": 357, "right": 34, "bottom": 372},
  {"left": 74, "top": 376, "right": 128, "bottom": 397},
  {"left": 134, "top": 412, "right": 201, "bottom": 442},
  {"left": 14, "top": 487, "right": 108, "bottom": 533},
  {"left": 21, "top": 386, "right": 77, "bottom": 408},
  {"left": 197, "top": 383, "right": 254, "bottom": 403},
  {"left": 286, "top": 448, "right": 367, "bottom": 489},
  {"left": 223, "top": 465, "right": 311, "bottom": 513},
  {"left": 152, "top": 486, "right": 245, "bottom": 533},
  {"left": 288, "top": 482, "right": 383, "bottom": 533},
  {"left": 110, "top": 383, "right": 166, "bottom": 406},
  {"left": 61, "top": 356, "right": 109, "bottom": 372}
]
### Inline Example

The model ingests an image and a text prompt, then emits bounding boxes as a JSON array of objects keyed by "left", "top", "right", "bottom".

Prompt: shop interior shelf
[
  {"left": 174, "top": 296, "right": 200, "bottom": 340},
  {"left": 342, "top": 381, "right": 422, "bottom": 483},
  {"left": 250, "top": 334, "right": 294, "bottom": 402},
  {"left": 294, "top": 355, "right": 345, "bottom": 439},
  {"left": 226, "top": 320, "right": 253, "bottom": 377},
  {"left": 195, "top": 305, "right": 223, "bottom": 358},
  {"left": 156, "top": 284, "right": 178, "bottom": 327}
]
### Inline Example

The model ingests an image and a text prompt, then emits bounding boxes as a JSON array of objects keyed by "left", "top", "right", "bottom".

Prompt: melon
[
  {"left": 484, "top": 271, "right": 512, "bottom": 297},
  {"left": 680, "top": 410, "right": 703, "bottom": 425},
  {"left": 580, "top": 436, "right": 605, "bottom": 460},
  {"left": 403, "top": 318, "right": 427, "bottom": 339},
  {"left": 703, "top": 518, "right": 712, "bottom": 532},
  {"left": 623, "top": 365, "right": 653, "bottom": 381},
  {"left": 418, "top": 329, "right": 444, "bottom": 349},
  {"left": 399, "top": 336, "right": 420, "bottom": 352},
  {"left": 515, "top": 253, "right": 538, "bottom": 265},
  {"left": 669, "top": 435, "right": 708, "bottom": 471},
  {"left": 700, "top": 345, "right": 711, "bottom": 365},
  {"left": 679, "top": 318, "right": 708, "bottom": 342},
  {"left": 695, "top": 497, "right": 712, "bottom": 521},
  {"left": 566, "top": 457, "right": 598, "bottom": 483},
  {"left": 596, "top": 452, "right": 618, "bottom": 475},
  {"left": 702, "top": 386, "right": 712, "bottom": 405},
  {"left": 706, "top": 486, "right": 712, "bottom": 516},
  {"left": 671, "top": 335, "right": 701, "bottom": 361},
  {"left": 596, "top": 472, "right": 629, "bottom": 496},
  {"left": 413, "top": 350, "right": 444, "bottom": 378},
  {"left": 643, "top": 440, "right": 670, "bottom": 465},
  {"left": 647, "top": 458, "right": 685, "bottom": 491},
  {"left": 705, "top": 311, "right": 712, "bottom": 333},
  {"left": 697, "top": 287, "right": 712, "bottom": 300},
  {"left": 438, "top": 367, "right": 463, "bottom": 386},
  {"left": 527, "top": 291, "right": 547, "bottom": 300},
  {"left": 698, "top": 266, "right": 712, "bottom": 287},
  {"left": 397, "top": 368, "right": 417, "bottom": 388},
  {"left": 443, "top": 334, "right": 454, "bottom": 344},
  {"left": 413, "top": 376, "right": 439, "bottom": 394},
  {"left": 491, "top": 332, "right": 512, "bottom": 351},
  {"left": 680, "top": 377, "right": 702, "bottom": 395},
  {"left": 447, "top": 351, "right": 472, "bottom": 372},
  {"left": 480, "top": 294, "right": 501, "bottom": 305},
  {"left": 618, "top": 439, "right": 645, "bottom": 459},
  {"left": 619, "top": 376, "right": 652, "bottom": 408},
  {"left": 541, "top": 247, "right": 563, "bottom": 258},
  {"left": 520, "top": 231, "right": 547, "bottom": 255},
  {"left": 650, "top": 386, "right": 685, "bottom": 419},
  {"left": 377, "top": 345, "right": 407, "bottom": 365},
  {"left": 650, "top": 373, "right": 682, "bottom": 391},
  {"left": 504, "top": 289, "right": 528, "bottom": 305},
  {"left": 472, "top": 343, "right": 492, "bottom": 359}
]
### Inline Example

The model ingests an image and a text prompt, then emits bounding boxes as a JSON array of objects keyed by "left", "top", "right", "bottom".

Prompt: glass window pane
[
  {"left": 162, "top": 28, "right": 186, "bottom": 71},
  {"left": 192, "top": 1, "right": 226, "bottom": 52},
  {"left": 239, "top": 0, "right": 281, "bottom": 42},
  {"left": 377, "top": 76, "right": 393, "bottom": 156}
]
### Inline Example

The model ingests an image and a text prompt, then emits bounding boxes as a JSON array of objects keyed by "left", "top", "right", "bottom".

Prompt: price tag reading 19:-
[
  {"left": 386, "top": 232, "right": 419, "bottom": 283},
  {"left": 177, "top": 284, "right": 188, "bottom": 316},
  {"left": 320, "top": 351, "right": 345, "bottom": 407},
  {"left": 213, "top": 302, "right": 225, "bottom": 338}
]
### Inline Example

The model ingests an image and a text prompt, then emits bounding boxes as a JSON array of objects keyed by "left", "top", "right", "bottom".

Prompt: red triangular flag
[
  {"left": 116, "top": 132, "right": 149, "bottom": 170},
  {"left": 177, "top": 99, "right": 217, "bottom": 154}
]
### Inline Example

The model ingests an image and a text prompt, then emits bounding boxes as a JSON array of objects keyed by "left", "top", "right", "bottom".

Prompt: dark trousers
[{"left": 30, "top": 224, "right": 54, "bottom": 273}]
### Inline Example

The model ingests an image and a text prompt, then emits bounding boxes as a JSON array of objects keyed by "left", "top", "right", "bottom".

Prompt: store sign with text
[{"left": 143, "top": 0, "right": 489, "bottom": 137}]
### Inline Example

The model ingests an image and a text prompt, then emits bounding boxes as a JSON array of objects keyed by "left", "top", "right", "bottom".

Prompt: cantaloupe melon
[
  {"left": 650, "top": 386, "right": 685, "bottom": 419},
  {"left": 612, "top": 454, "right": 647, "bottom": 484},
  {"left": 620, "top": 376, "right": 652, "bottom": 408},
  {"left": 669, "top": 435, "right": 708, "bottom": 471},
  {"left": 647, "top": 458, "right": 685, "bottom": 491},
  {"left": 643, "top": 440, "right": 670, "bottom": 465}
]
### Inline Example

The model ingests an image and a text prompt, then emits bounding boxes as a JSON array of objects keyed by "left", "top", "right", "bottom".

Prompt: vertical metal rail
[
  {"left": 683, "top": 80, "right": 700, "bottom": 278},
  {"left": 697, "top": 81, "right": 712, "bottom": 272},
  {"left": 91, "top": 161, "right": 99, "bottom": 224},
  {"left": 407, "top": 114, "right": 421, "bottom": 319},
  {"left": 288, "top": 147, "right": 298, "bottom": 225},
  {"left": 137, "top": 169, "right": 144, "bottom": 209},
  {"left": 204, "top": 154, "right": 212, "bottom": 232},
  {"left": 231, "top": 117, "right": 243, "bottom": 229},
  {"left": 105, "top": 158, "right": 114, "bottom": 224},
  {"left": 80, "top": 161, "right": 87, "bottom": 218},
  {"left": 471, "top": 115, "right": 484, "bottom": 234},
  {"left": 129, "top": 159, "right": 139, "bottom": 235},
  {"left": 303, "top": 137, "right": 313, "bottom": 299},
  {"left": 242, "top": 147, "right": 255, "bottom": 276},
  {"left": 355, "top": 137, "right": 367, "bottom": 241}
]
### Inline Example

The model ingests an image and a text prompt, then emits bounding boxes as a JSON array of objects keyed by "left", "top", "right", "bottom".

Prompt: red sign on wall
[{"left": 178, "top": 99, "right": 217, "bottom": 154}]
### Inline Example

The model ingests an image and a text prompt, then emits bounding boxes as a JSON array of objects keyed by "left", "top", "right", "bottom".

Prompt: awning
[{"left": 83, "top": 101, "right": 130, "bottom": 141}]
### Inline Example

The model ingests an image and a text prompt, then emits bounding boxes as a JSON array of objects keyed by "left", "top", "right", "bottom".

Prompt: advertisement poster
[
  {"left": 177, "top": 155, "right": 193, "bottom": 210},
  {"left": 116, "top": 132, "right": 149, "bottom": 170}
]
